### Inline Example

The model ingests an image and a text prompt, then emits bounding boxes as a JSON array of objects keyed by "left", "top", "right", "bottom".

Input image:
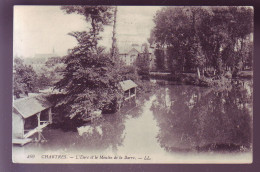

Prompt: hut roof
[
  {"left": 13, "top": 95, "right": 52, "bottom": 119},
  {"left": 119, "top": 80, "right": 137, "bottom": 91}
]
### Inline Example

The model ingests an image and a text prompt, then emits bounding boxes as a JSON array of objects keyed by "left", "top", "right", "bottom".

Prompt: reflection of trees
[
  {"left": 151, "top": 86, "right": 201, "bottom": 151},
  {"left": 74, "top": 100, "right": 146, "bottom": 152},
  {"left": 41, "top": 112, "right": 126, "bottom": 153},
  {"left": 41, "top": 97, "right": 149, "bottom": 152},
  {"left": 76, "top": 113, "right": 126, "bottom": 152},
  {"left": 152, "top": 82, "right": 252, "bottom": 152}
]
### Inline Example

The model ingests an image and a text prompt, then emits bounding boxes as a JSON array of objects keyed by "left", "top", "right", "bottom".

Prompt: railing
[
  {"left": 125, "top": 94, "right": 136, "bottom": 100},
  {"left": 40, "top": 121, "right": 49, "bottom": 125},
  {"left": 24, "top": 129, "right": 31, "bottom": 135},
  {"left": 23, "top": 122, "right": 50, "bottom": 139}
]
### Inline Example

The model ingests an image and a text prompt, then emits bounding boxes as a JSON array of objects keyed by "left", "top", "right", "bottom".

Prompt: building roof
[
  {"left": 119, "top": 80, "right": 138, "bottom": 91},
  {"left": 13, "top": 95, "right": 52, "bottom": 119},
  {"left": 118, "top": 43, "right": 154, "bottom": 55},
  {"left": 118, "top": 44, "right": 140, "bottom": 54}
]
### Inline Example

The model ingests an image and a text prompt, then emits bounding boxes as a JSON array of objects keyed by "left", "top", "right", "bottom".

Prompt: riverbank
[
  {"left": 150, "top": 70, "right": 253, "bottom": 88},
  {"left": 235, "top": 70, "right": 253, "bottom": 79},
  {"left": 48, "top": 69, "right": 252, "bottom": 131}
]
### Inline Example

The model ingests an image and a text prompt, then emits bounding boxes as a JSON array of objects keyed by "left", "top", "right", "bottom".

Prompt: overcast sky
[{"left": 14, "top": 6, "right": 162, "bottom": 58}]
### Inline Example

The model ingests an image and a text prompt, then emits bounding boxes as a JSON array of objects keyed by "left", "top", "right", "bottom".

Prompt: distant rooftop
[
  {"left": 34, "top": 48, "right": 58, "bottom": 58},
  {"left": 118, "top": 43, "right": 153, "bottom": 54}
]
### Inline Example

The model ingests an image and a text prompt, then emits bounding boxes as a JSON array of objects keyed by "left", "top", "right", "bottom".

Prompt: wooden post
[
  {"left": 118, "top": 101, "right": 121, "bottom": 111},
  {"left": 48, "top": 108, "right": 52, "bottom": 124},
  {"left": 37, "top": 112, "right": 41, "bottom": 141},
  {"left": 22, "top": 118, "right": 25, "bottom": 139},
  {"left": 37, "top": 112, "right": 40, "bottom": 127},
  {"left": 134, "top": 87, "right": 136, "bottom": 101},
  {"left": 134, "top": 87, "right": 137, "bottom": 105}
]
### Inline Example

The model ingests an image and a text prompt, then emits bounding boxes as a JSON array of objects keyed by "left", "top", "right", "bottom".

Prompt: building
[
  {"left": 23, "top": 48, "right": 58, "bottom": 66},
  {"left": 119, "top": 43, "right": 156, "bottom": 68},
  {"left": 12, "top": 94, "right": 52, "bottom": 146},
  {"left": 34, "top": 48, "right": 58, "bottom": 61}
]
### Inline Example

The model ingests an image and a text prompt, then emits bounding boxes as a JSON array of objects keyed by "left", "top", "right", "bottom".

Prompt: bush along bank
[
  {"left": 175, "top": 73, "right": 234, "bottom": 87},
  {"left": 150, "top": 71, "right": 240, "bottom": 88}
]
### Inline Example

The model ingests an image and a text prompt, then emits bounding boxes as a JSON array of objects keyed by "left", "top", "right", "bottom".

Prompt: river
[{"left": 13, "top": 80, "right": 253, "bottom": 163}]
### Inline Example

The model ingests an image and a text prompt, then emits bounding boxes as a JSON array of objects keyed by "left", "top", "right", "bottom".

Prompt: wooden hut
[
  {"left": 119, "top": 80, "right": 137, "bottom": 101},
  {"left": 12, "top": 95, "right": 52, "bottom": 146}
]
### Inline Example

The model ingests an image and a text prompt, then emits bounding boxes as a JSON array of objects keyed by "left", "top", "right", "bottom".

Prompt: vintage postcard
[{"left": 12, "top": 6, "right": 253, "bottom": 163}]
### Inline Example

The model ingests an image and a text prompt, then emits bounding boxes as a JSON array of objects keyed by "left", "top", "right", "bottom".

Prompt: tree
[
  {"left": 55, "top": 37, "right": 121, "bottom": 120},
  {"left": 152, "top": 7, "right": 201, "bottom": 74},
  {"left": 111, "top": 6, "right": 118, "bottom": 61},
  {"left": 136, "top": 44, "right": 150, "bottom": 79},
  {"left": 37, "top": 73, "right": 51, "bottom": 90},
  {"left": 44, "top": 56, "right": 65, "bottom": 85},
  {"left": 61, "top": 6, "right": 114, "bottom": 52},
  {"left": 13, "top": 57, "right": 38, "bottom": 98},
  {"left": 151, "top": 6, "right": 253, "bottom": 77},
  {"left": 147, "top": 28, "right": 156, "bottom": 46},
  {"left": 154, "top": 49, "right": 165, "bottom": 71},
  {"left": 55, "top": 6, "right": 121, "bottom": 121},
  {"left": 45, "top": 56, "right": 65, "bottom": 68},
  {"left": 199, "top": 7, "right": 253, "bottom": 75}
]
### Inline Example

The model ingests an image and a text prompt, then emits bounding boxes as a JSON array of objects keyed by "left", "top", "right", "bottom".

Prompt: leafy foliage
[
  {"left": 136, "top": 43, "right": 150, "bottom": 79},
  {"left": 45, "top": 56, "right": 65, "bottom": 68},
  {"left": 151, "top": 7, "right": 253, "bottom": 77},
  {"left": 13, "top": 58, "right": 39, "bottom": 98},
  {"left": 36, "top": 73, "right": 52, "bottom": 90},
  {"left": 154, "top": 49, "right": 165, "bottom": 71},
  {"left": 55, "top": 38, "right": 121, "bottom": 119},
  {"left": 61, "top": 6, "right": 114, "bottom": 51},
  {"left": 54, "top": 6, "right": 121, "bottom": 121},
  {"left": 43, "top": 56, "right": 66, "bottom": 85}
]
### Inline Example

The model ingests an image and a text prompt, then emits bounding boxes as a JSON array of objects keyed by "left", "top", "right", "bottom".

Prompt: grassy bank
[
  {"left": 150, "top": 70, "right": 252, "bottom": 88},
  {"left": 235, "top": 70, "right": 253, "bottom": 79}
]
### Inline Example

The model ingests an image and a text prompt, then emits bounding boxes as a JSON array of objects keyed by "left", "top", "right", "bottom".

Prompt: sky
[{"left": 13, "top": 6, "right": 162, "bottom": 58}]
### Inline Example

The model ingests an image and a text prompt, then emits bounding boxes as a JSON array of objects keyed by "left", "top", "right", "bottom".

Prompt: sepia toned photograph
[{"left": 12, "top": 6, "right": 253, "bottom": 164}]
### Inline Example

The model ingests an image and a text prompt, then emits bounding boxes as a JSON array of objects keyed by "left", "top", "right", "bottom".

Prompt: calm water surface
[{"left": 13, "top": 80, "right": 253, "bottom": 162}]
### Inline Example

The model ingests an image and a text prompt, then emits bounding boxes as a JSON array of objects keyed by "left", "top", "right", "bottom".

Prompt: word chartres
[{"left": 41, "top": 155, "right": 67, "bottom": 159}]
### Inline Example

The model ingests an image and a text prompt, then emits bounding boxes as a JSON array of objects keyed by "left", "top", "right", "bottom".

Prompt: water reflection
[
  {"left": 152, "top": 80, "right": 253, "bottom": 152},
  {"left": 13, "top": 80, "right": 253, "bottom": 157},
  {"left": 13, "top": 112, "right": 126, "bottom": 154}
]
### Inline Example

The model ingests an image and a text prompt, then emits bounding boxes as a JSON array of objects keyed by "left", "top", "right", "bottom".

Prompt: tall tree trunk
[
  {"left": 197, "top": 92, "right": 201, "bottom": 101},
  {"left": 111, "top": 6, "right": 118, "bottom": 60},
  {"left": 91, "top": 17, "right": 98, "bottom": 52},
  {"left": 241, "top": 38, "right": 245, "bottom": 70},
  {"left": 197, "top": 67, "right": 201, "bottom": 79}
]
